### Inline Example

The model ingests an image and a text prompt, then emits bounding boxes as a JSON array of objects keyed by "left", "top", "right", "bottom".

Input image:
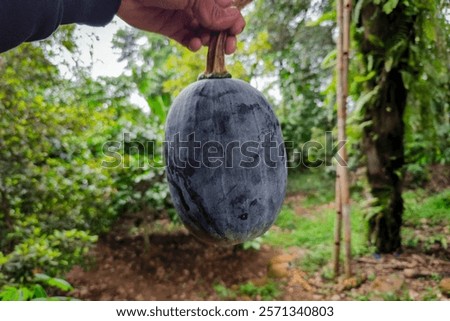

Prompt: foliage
[
  {"left": 214, "top": 281, "right": 280, "bottom": 301},
  {"left": 0, "top": 43, "right": 115, "bottom": 289},
  {"left": 357, "top": 1, "right": 448, "bottom": 162},
  {"left": 265, "top": 204, "right": 368, "bottom": 254},
  {"left": 213, "top": 283, "right": 237, "bottom": 300},
  {"left": 0, "top": 273, "right": 74, "bottom": 301},
  {"left": 264, "top": 172, "right": 370, "bottom": 271},
  {"left": 113, "top": 30, "right": 249, "bottom": 97},
  {"left": 286, "top": 170, "right": 335, "bottom": 205},
  {"left": 403, "top": 189, "right": 450, "bottom": 225},
  {"left": 351, "top": 0, "right": 450, "bottom": 169},
  {"left": 402, "top": 189, "right": 449, "bottom": 252},
  {"left": 380, "top": 290, "right": 412, "bottom": 301},
  {"left": 344, "top": 0, "right": 450, "bottom": 252},
  {"left": 244, "top": 0, "right": 336, "bottom": 168},
  {"left": 241, "top": 237, "right": 263, "bottom": 251},
  {"left": 266, "top": 172, "right": 449, "bottom": 272},
  {"left": 0, "top": 28, "right": 174, "bottom": 293},
  {"left": 0, "top": 0, "right": 448, "bottom": 300}
]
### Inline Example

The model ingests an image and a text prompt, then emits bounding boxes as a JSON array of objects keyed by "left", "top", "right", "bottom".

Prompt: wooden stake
[
  {"left": 335, "top": 0, "right": 352, "bottom": 278},
  {"left": 342, "top": 0, "right": 353, "bottom": 279},
  {"left": 333, "top": 174, "right": 342, "bottom": 276}
]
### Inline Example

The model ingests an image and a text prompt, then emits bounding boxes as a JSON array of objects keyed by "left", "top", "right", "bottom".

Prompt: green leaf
[
  {"left": 367, "top": 55, "right": 374, "bottom": 71},
  {"left": 47, "top": 278, "right": 73, "bottom": 292},
  {"left": 353, "top": 0, "right": 368, "bottom": 22},
  {"left": 0, "top": 286, "right": 20, "bottom": 301},
  {"left": 34, "top": 273, "right": 51, "bottom": 282},
  {"left": 385, "top": 56, "right": 394, "bottom": 72},
  {"left": 35, "top": 273, "right": 73, "bottom": 292},
  {"left": 354, "top": 71, "right": 376, "bottom": 83},
  {"left": 17, "top": 287, "right": 33, "bottom": 301},
  {"left": 32, "top": 296, "right": 79, "bottom": 301},
  {"left": 364, "top": 205, "right": 384, "bottom": 221},
  {"left": 32, "top": 285, "right": 48, "bottom": 299},
  {"left": 0, "top": 286, "right": 34, "bottom": 301},
  {"left": 147, "top": 94, "right": 170, "bottom": 123},
  {"left": 367, "top": 34, "right": 385, "bottom": 48},
  {"left": 321, "top": 49, "right": 337, "bottom": 69},
  {"left": 422, "top": 18, "right": 436, "bottom": 42},
  {"left": 355, "top": 86, "right": 380, "bottom": 112},
  {"left": 400, "top": 71, "right": 413, "bottom": 90},
  {"left": 382, "top": 0, "right": 400, "bottom": 14},
  {"left": 306, "top": 11, "right": 336, "bottom": 27}
]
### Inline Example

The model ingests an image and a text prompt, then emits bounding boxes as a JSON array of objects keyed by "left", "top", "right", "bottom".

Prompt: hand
[{"left": 117, "top": 0, "right": 246, "bottom": 54}]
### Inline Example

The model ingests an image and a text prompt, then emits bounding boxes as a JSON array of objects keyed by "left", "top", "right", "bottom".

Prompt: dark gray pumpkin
[{"left": 165, "top": 78, "right": 287, "bottom": 245}]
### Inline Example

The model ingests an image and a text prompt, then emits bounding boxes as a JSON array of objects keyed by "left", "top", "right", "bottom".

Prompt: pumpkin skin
[{"left": 165, "top": 78, "right": 287, "bottom": 245}]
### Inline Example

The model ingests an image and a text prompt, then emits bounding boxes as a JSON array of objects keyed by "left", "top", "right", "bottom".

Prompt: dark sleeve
[{"left": 0, "top": 0, "right": 122, "bottom": 53}]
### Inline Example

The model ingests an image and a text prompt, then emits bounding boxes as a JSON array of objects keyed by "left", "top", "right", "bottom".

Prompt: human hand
[{"left": 117, "top": 0, "right": 246, "bottom": 54}]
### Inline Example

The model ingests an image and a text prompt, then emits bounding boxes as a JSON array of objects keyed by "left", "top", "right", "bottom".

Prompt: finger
[
  {"left": 190, "top": 18, "right": 200, "bottom": 29},
  {"left": 229, "top": 15, "right": 246, "bottom": 35},
  {"left": 200, "top": 32, "right": 211, "bottom": 46},
  {"left": 171, "top": 29, "right": 195, "bottom": 46},
  {"left": 225, "top": 35, "right": 237, "bottom": 55},
  {"left": 198, "top": 3, "right": 243, "bottom": 31},
  {"left": 188, "top": 37, "right": 203, "bottom": 52},
  {"left": 215, "top": 0, "right": 233, "bottom": 7},
  {"left": 146, "top": 0, "right": 187, "bottom": 10}
]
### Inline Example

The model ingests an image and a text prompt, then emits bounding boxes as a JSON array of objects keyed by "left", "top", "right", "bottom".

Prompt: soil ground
[{"left": 67, "top": 200, "right": 449, "bottom": 301}]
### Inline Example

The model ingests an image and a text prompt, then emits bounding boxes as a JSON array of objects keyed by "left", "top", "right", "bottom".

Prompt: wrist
[{"left": 62, "top": 0, "right": 122, "bottom": 26}]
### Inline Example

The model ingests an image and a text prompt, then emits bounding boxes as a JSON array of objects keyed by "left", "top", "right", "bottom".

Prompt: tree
[
  {"left": 353, "top": 0, "right": 449, "bottom": 252},
  {"left": 246, "top": 0, "right": 336, "bottom": 167},
  {"left": 0, "top": 27, "right": 173, "bottom": 291}
]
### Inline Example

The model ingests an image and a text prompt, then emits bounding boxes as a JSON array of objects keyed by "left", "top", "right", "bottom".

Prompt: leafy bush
[
  {"left": 0, "top": 39, "right": 174, "bottom": 295},
  {"left": 0, "top": 273, "right": 74, "bottom": 301},
  {"left": 0, "top": 44, "right": 116, "bottom": 287}
]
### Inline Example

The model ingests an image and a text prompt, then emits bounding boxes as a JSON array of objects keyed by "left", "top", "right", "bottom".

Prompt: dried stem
[
  {"left": 200, "top": 0, "right": 253, "bottom": 79},
  {"left": 203, "top": 31, "right": 229, "bottom": 78}
]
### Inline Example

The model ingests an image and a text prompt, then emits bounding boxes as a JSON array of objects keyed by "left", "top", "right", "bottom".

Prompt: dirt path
[
  {"left": 67, "top": 225, "right": 449, "bottom": 301},
  {"left": 68, "top": 228, "right": 279, "bottom": 300},
  {"left": 67, "top": 192, "right": 449, "bottom": 301}
]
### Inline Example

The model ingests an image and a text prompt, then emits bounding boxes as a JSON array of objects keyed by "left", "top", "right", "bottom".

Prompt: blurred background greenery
[{"left": 0, "top": 0, "right": 449, "bottom": 300}]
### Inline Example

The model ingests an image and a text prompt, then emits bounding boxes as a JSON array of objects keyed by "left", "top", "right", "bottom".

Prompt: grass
[
  {"left": 286, "top": 170, "right": 335, "bottom": 206},
  {"left": 213, "top": 281, "right": 281, "bottom": 301},
  {"left": 403, "top": 189, "right": 450, "bottom": 225},
  {"left": 402, "top": 188, "right": 449, "bottom": 251},
  {"left": 267, "top": 170, "right": 449, "bottom": 272},
  {"left": 422, "top": 287, "right": 440, "bottom": 301},
  {"left": 266, "top": 170, "right": 371, "bottom": 271},
  {"left": 264, "top": 202, "right": 370, "bottom": 271}
]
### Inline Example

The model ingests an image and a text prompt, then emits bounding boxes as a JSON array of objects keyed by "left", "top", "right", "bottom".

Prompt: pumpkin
[{"left": 165, "top": 1, "right": 286, "bottom": 245}]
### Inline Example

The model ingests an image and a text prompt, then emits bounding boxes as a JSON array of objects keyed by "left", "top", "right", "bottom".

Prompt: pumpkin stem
[{"left": 199, "top": 0, "right": 253, "bottom": 80}]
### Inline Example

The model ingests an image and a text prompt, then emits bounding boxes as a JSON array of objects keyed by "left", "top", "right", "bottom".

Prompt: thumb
[{"left": 196, "top": 0, "right": 243, "bottom": 32}]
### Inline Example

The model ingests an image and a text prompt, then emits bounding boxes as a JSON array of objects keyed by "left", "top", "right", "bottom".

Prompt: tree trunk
[
  {"left": 359, "top": 4, "right": 413, "bottom": 253},
  {"left": 362, "top": 68, "right": 406, "bottom": 253}
]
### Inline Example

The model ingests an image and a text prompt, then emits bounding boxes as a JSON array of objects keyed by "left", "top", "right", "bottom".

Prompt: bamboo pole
[
  {"left": 333, "top": 0, "right": 344, "bottom": 279},
  {"left": 335, "top": 0, "right": 352, "bottom": 278},
  {"left": 333, "top": 174, "right": 342, "bottom": 276},
  {"left": 342, "top": 0, "right": 353, "bottom": 279}
]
